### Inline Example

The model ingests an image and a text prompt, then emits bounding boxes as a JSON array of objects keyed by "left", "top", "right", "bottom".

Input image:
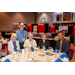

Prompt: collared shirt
[
  {"left": 60, "top": 39, "right": 63, "bottom": 49},
  {"left": 16, "top": 30, "right": 28, "bottom": 42},
  {"left": 43, "top": 42, "right": 45, "bottom": 46},
  {"left": 23, "top": 39, "right": 37, "bottom": 48},
  {"left": 12, "top": 41, "right": 17, "bottom": 51}
]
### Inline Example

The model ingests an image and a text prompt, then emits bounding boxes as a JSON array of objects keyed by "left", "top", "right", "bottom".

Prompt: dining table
[{"left": 0, "top": 48, "right": 69, "bottom": 62}]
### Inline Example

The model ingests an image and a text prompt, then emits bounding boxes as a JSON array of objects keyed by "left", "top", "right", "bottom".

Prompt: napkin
[
  {"left": 0, "top": 41, "right": 3, "bottom": 43},
  {"left": 55, "top": 58, "right": 63, "bottom": 62},
  {"left": 4, "top": 59, "right": 11, "bottom": 62},
  {"left": 18, "top": 49, "right": 22, "bottom": 53},
  {"left": 53, "top": 50, "right": 56, "bottom": 53},
  {"left": 31, "top": 47, "right": 34, "bottom": 51},
  {"left": 60, "top": 53, "right": 69, "bottom": 59},
  {"left": 57, "top": 50, "right": 59, "bottom": 53},
  {"left": 45, "top": 47, "right": 47, "bottom": 51},
  {"left": 53, "top": 49, "right": 59, "bottom": 53},
  {"left": 7, "top": 39, "right": 10, "bottom": 42}
]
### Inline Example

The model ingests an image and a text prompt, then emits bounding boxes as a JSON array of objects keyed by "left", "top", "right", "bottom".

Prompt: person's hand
[
  {"left": 9, "top": 51, "right": 12, "bottom": 54},
  {"left": 25, "top": 38, "right": 27, "bottom": 40},
  {"left": 24, "top": 47, "right": 26, "bottom": 49}
]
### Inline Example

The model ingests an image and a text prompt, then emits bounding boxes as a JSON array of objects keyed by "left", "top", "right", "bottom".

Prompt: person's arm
[
  {"left": 34, "top": 40, "right": 37, "bottom": 47},
  {"left": 47, "top": 41, "right": 50, "bottom": 49},
  {"left": 24, "top": 47, "right": 26, "bottom": 49},
  {"left": 25, "top": 38, "right": 27, "bottom": 40},
  {"left": 9, "top": 51, "right": 12, "bottom": 54},
  {"left": 55, "top": 41, "right": 59, "bottom": 50},
  {"left": 8, "top": 42, "right": 12, "bottom": 54},
  {"left": 17, "top": 41, "right": 20, "bottom": 50},
  {"left": 16, "top": 31, "right": 18, "bottom": 40},
  {"left": 38, "top": 40, "right": 42, "bottom": 48},
  {"left": 64, "top": 41, "right": 70, "bottom": 54},
  {"left": 25, "top": 31, "right": 28, "bottom": 40},
  {"left": 64, "top": 41, "right": 72, "bottom": 60},
  {"left": 23, "top": 41, "right": 27, "bottom": 49}
]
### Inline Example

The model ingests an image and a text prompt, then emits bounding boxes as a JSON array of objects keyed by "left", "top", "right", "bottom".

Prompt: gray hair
[{"left": 11, "top": 33, "right": 17, "bottom": 40}]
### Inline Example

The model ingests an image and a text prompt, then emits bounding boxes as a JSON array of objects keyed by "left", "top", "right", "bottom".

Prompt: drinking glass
[
  {"left": 27, "top": 47, "right": 31, "bottom": 58},
  {"left": 34, "top": 47, "right": 37, "bottom": 52},
  {"left": 46, "top": 57, "right": 52, "bottom": 62},
  {"left": 16, "top": 50, "right": 21, "bottom": 62},
  {"left": 48, "top": 47, "right": 52, "bottom": 53},
  {"left": 54, "top": 52, "right": 57, "bottom": 59},
  {"left": 42, "top": 46, "right": 45, "bottom": 52},
  {"left": 11, "top": 51, "right": 16, "bottom": 62},
  {"left": 38, "top": 46, "right": 41, "bottom": 52}
]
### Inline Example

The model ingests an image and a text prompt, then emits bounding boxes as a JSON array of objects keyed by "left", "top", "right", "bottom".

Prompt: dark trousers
[{"left": 19, "top": 42, "right": 24, "bottom": 49}]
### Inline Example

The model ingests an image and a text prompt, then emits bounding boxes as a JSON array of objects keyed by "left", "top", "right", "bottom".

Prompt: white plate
[{"left": 38, "top": 52, "right": 46, "bottom": 56}]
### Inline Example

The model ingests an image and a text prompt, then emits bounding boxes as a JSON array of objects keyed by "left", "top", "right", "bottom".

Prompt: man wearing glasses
[
  {"left": 56, "top": 32, "right": 72, "bottom": 60},
  {"left": 16, "top": 23, "right": 28, "bottom": 49}
]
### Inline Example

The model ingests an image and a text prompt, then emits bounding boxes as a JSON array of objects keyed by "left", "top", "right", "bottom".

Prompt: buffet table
[{"left": 1, "top": 49, "right": 69, "bottom": 62}]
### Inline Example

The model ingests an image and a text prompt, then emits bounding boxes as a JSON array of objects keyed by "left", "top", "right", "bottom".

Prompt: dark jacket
[
  {"left": 38, "top": 40, "right": 50, "bottom": 49},
  {"left": 56, "top": 38, "right": 72, "bottom": 60}
]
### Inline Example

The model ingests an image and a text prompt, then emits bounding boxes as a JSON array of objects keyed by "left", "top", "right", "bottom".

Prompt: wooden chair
[
  {"left": 70, "top": 48, "right": 75, "bottom": 57},
  {"left": 5, "top": 46, "right": 9, "bottom": 55},
  {"left": 0, "top": 43, "right": 9, "bottom": 56}
]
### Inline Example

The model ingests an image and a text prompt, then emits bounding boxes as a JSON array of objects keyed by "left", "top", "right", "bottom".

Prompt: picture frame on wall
[
  {"left": 13, "top": 22, "right": 19, "bottom": 32},
  {"left": 33, "top": 25, "right": 37, "bottom": 32}
]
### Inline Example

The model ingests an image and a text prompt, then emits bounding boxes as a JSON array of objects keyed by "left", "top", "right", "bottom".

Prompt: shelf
[{"left": 53, "top": 20, "right": 75, "bottom": 23}]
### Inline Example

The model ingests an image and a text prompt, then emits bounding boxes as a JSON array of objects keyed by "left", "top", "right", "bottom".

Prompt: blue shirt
[
  {"left": 12, "top": 41, "right": 17, "bottom": 51},
  {"left": 16, "top": 30, "right": 28, "bottom": 42},
  {"left": 43, "top": 42, "right": 45, "bottom": 46}
]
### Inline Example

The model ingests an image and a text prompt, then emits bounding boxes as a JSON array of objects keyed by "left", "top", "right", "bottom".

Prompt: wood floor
[{"left": 70, "top": 43, "right": 75, "bottom": 62}]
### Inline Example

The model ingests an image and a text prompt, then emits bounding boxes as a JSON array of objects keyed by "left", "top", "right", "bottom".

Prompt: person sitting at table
[
  {"left": 24, "top": 33, "right": 37, "bottom": 49},
  {"left": 38, "top": 33, "right": 50, "bottom": 49},
  {"left": 8, "top": 33, "right": 20, "bottom": 54},
  {"left": 56, "top": 32, "right": 72, "bottom": 60}
]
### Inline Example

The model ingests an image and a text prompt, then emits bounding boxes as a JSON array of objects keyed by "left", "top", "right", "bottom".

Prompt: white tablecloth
[{"left": 3, "top": 50, "right": 69, "bottom": 62}]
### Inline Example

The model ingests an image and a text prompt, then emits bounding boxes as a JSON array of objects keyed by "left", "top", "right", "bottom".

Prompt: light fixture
[
  {"left": 45, "top": 19, "right": 47, "bottom": 22},
  {"left": 42, "top": 19, "right": 44, "bottom": 22}
]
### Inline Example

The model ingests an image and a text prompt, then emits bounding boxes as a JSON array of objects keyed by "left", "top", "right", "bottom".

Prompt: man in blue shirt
[{"left": 16, "top": 23, "right": 28, "bottom": 49}]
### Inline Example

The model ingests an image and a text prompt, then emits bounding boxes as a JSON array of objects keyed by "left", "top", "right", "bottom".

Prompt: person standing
[{"left": 16, "top": 23, "right": 28, "bottom": 49}]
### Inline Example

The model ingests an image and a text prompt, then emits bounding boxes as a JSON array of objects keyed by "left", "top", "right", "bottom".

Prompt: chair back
[
  {"left": 5, "top": 46, "right": 9, "bottom": 55},
  {"left": 70, "top": 48, "right": 75, "bottom": 57},
  {"left": 2, "top": 43, "right": 8, "bottom": 49}
]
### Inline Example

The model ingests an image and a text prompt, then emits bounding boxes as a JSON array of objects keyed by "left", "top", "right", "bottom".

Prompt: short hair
[
  {"left": 42, "top": 33, "right": 47, "bottom": 37},
  {"left": 28, "top": 33, "right": 33, "bottom": 36},
  {"left": 58, "top": 31, "right": 64, "bottom": 35},
  {"left": 11, "top": 33, "right": 17, "bottom": 40}
]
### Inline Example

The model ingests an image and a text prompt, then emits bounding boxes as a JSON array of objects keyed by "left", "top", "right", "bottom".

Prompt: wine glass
[
  {"left": 38, "top": 46, "right": 41, "bottom": 52},
  {"left": 48, "top": 47, "right": 52, "bottom": 53},
  {"left": 42, "top": 46, "right": 45, "bottom": 53},
  {"left": 11, "top": 51, "right": 16, "bottom": 62},
  {"left": 16, "top": 50, "right": 21, "bottom": 62},
  {"left": 46, "top": 57, "right": 52, "bottom": 62},
  {"left": 27, "top": 47, "right": 31, "bottom": 58}
]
